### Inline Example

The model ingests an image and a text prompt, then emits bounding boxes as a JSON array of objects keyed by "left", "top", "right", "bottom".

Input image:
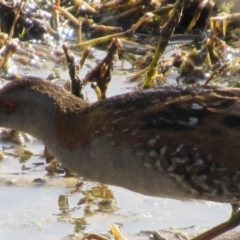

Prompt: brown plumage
[{"left": 1, "top": 78, "right": 240, "bottom": 239}]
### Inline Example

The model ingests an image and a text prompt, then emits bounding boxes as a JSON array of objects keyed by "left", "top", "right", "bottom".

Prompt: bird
[{"left": 0, "top": 78, "right": 240, "bottom": 240}]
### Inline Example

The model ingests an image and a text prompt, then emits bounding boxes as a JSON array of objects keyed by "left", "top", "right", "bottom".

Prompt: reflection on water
[{"left": 0, "top": 140, "right": 232, "bottom": 239}]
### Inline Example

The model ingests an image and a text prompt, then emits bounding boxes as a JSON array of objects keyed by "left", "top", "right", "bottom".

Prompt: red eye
[{"left": 1, "top": 99, "right": 15, "bottom": 112}]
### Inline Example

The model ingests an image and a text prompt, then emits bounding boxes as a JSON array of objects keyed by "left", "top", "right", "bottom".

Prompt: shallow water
[{"left": 0, "top": 156, "right": 232, "bottom": 239}]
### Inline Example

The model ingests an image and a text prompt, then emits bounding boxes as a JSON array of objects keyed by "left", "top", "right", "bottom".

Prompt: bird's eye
[{"left": 1, "top": 99, "right": 15, "bottom": 113}]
